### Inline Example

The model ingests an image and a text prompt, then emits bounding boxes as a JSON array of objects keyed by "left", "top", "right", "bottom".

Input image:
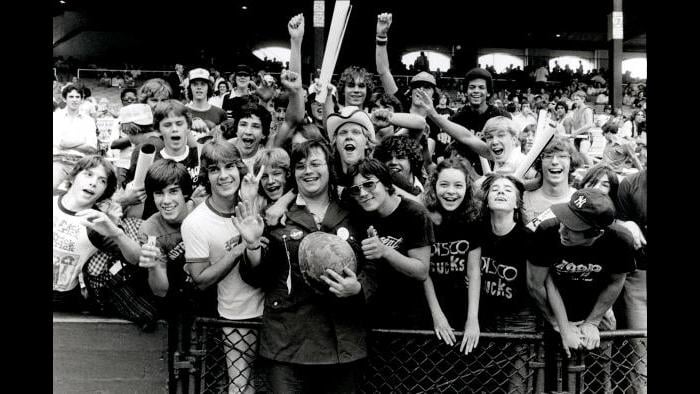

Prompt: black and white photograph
[{"left": 52, "top": 1, "right": 648, "bottom": 392}]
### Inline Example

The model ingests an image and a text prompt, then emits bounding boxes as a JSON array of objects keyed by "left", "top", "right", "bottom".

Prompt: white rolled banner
[
  {"left": 315, "top": 1, "right": 352, "bottom": 104},
  {"left": 513, "top": 110, "right": 554, "bottom": 179},
  {"left": 133, "top": 144, "right": 156, "bottom": 189}
]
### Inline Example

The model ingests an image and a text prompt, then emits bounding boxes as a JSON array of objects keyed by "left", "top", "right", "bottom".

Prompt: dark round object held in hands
[{"left": 298, "top": 231, "right": 357, "bottom": 295}]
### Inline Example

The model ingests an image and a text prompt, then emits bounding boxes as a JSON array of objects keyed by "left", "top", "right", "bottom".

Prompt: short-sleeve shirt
[
  {"left": 53, "top": 195, "right": 122, "bottom": 292},
  {"left": 359, "top": 197, "right": 435, "bottom": 329},
  {"left": 429, "top": 216, "right": 481, "bottom": 327},
  {"left": 523, "top": 187, "right": 577, "bottom": 225},
  {"left": 181, "top": 198, "right": 264, "bottom": 320},
  {"left": 139, "top": 213, "right": 188, "bottom": 299},
  {"left": 479, "top": 223, "right": 534, "bottom": 317},
  {"left": 188, "top": 105, "right": 228, "bottom": 131},
  {"left": 530, "top": 218, "right": 636, "bottom": 321},
  {"left": 53, "top": 110, "right": 97, "bottom": 158}
]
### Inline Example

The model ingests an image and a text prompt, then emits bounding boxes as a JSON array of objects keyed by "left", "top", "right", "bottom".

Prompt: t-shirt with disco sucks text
[
  {"left": 530, "top": 218, "right": 636, "bottom": 322},
  {"left": 479, "top": 223, "right": 535, "bottom": 319},
  {"left": 359, "top": 197, "right": 435, "bottom": 329},
  {"left": 429, "top": 215, "right": 482, "bottom": 328}
]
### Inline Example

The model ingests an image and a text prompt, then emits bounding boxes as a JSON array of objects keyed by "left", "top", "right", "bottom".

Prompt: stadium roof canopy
[{"left": 53, "top": 0, "right": 646, "bottom": 67}]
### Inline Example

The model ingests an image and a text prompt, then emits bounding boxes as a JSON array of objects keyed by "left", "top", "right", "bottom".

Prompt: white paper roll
[
  {"left": 315, "top": 1, "right": 352, "bottom": 104},
  {"left": 133, "top": 144, "right": 156, "bottom": 189},
  {"left": 513, "top": 110, "right": 554, "bottom": 179}
]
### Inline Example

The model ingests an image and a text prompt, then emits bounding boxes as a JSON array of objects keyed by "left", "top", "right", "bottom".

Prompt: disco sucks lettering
[
  {"left": 430, "top": 240, "right": 470, "bottom": 275},
  {"left": 481, "top": 256, "right": 519, "bottom": 299}
]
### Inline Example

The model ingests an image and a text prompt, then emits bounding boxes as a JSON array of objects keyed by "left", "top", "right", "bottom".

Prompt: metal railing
[{"left": 179, "top": 317, "right": 646, "bottom": 394}]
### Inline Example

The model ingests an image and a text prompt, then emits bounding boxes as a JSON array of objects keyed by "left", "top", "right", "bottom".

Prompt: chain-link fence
[{"left": 180, "top": 318, "right": 647, "bottom": 394}]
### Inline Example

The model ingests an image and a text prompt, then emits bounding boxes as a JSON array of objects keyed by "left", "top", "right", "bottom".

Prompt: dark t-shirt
[
  {"left": 189, "top": 105, "right": 227, "bottom": 130},
  {"left": 429, "top": 215, "right": 481, "bottom": 328},
  {"left": 447, "top": 104, "right": 511, "bottom": 174},
  {"left": 617, "top": 170, "right": 647, "bottom": 270},
  {"left": 139, "top": 213, "right": 188, "bottom": 299},
  {"left": 359, "top": 197, "right": 435, "bottom": 329},
  {"left": 530, "top": 218, "right": 637, "bottom": 321},
  {"left": 479, "top": 223, "right": 535, "bottom": 319}
]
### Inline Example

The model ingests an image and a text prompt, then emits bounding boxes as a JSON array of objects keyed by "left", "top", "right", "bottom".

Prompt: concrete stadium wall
[{"left": 53, "top": 313, "right": 169, "bottom": 393}]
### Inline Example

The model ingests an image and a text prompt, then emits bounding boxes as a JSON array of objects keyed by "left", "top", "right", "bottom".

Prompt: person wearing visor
[{"left": 526, "top": 188, "right": 636, "bottom": 361}]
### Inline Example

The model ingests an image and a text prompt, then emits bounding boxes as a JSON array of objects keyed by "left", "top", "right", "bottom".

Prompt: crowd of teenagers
[{"left": 53, "top": 12, "right": 647, "bottom": 393}]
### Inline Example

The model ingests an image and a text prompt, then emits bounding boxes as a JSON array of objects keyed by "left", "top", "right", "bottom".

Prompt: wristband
[{"left": 376, "top": 35, "right": 388, "bottom": 46}]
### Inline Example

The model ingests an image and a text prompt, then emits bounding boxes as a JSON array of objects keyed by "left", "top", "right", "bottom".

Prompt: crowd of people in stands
[{"left": 53, "top": 11, "right": 646, "bottom": 394}]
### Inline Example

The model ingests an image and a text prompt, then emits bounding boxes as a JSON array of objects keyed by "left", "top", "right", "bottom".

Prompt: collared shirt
[{"left": 53, "top": 108, "right": 97, "bottom": 157}]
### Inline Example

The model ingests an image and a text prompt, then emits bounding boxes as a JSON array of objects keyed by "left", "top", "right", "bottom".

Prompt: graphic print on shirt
[
  {"left": 481, "top": 256, "right": 519, "bottom": 299},
  {"left": 554, "top": 259, "right": 603, "bottom": 282},
  {"left": 53, "top": 218, "right": 82, "bottom": 290},
  {"left": 224, "top": 234, "right": 241, "bottom": 252},
  {"left": 431, "top": 240, "right": 468, "bottom": 275},
  {"left": 380, "top": 235, "right": 403, "bottom": 250}
]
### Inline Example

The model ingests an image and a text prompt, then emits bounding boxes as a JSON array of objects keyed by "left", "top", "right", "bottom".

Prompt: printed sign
[{"left": 314, "top": 0, "right": 325, "bottom": 27}]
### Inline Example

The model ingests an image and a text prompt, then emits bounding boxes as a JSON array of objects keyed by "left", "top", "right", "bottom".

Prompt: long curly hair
[{"left": 423, "top": 157, "right": 481, "bottom": 224}]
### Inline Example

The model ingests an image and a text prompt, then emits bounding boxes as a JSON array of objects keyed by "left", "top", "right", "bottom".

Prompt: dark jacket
[{"left": 240, "top": 200, "right": 377, "bottom": 365}]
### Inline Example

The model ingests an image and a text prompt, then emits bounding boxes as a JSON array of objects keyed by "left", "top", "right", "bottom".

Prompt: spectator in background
[
  {"left": 222, "top": 64, "right": 256, "bottom": 117},
  {"left": 619, "top": 109, "right": 645, "bottom": 142},
  {"left": 414, "top": 51, "right": 430, "bottom": 73},
  {"left": 53, "top": 85, "right": 98, "bottom": 194},
  {"left": 185, "top": 68, "right": 227, "bottom": 139},
  {"left": 209, "top": 79, "right": 231, "bottom": 109},
  {"left": 509, "top": 100, "right": 537, "bottom": 135},
  {"left": 534, "top": 63, "right": 549, "bottom": 89},
  {"left": 167, "top": 63, "right": 187, "bottom": 101},
  {"left": 138, "top": 78, "right": 173, "bottom": 110},
  {"left": 568, "top": 91, "right": 594, "bottom": 154}
]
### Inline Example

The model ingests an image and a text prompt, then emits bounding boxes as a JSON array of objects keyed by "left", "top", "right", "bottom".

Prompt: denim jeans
[{"left": 264, "top": 358, "right": 365, "bottom": 394}]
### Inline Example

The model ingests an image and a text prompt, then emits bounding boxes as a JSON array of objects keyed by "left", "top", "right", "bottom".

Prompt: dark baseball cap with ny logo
[{"left": 551, "top": 188, "right": 616, "bottom": 231}]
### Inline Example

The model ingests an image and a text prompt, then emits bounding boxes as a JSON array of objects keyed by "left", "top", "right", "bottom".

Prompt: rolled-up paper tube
[
  {"left": 315, "top": 1, "right": 352, "bottom": 104},
  {"left": 513, "top": 110, "right": 554, "bottom": 179},
  {"left": 133, "top": 144, "right": 156, "bottom": 189}
]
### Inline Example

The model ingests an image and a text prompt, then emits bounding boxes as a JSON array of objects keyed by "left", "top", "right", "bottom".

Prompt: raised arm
[
  {"left": 414, "top": 89, "right": 492, "bottom": 158},
  {"left": 288, "top": 14, "right": 304, "bottom": 75},
  {"left": 371, "top": 109, "right": 427, "bottom": 132},
  {"left": 274, "top": 70, "right": 305, "bottom": 148},
  {"left": 375, "top": 13, "right": 398, "bottom": 96}
]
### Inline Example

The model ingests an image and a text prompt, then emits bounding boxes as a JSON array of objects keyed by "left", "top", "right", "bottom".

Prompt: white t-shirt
[
  {"left": 181, "top": 198, "right": 264, "bottom": 320},
  {"left": 523, "top": 186, "right": 577, "bottom": 224},
  {"left": 53, "top": 195, "right": 97, "bottom": 292},
  {"left": 53, "top": 109, "right": 97, "bottom": 157}
]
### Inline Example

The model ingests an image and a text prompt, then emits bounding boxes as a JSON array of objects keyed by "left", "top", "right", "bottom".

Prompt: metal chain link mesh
[{"left": 186, "top": 318, "right": 646, "bottom": 394}]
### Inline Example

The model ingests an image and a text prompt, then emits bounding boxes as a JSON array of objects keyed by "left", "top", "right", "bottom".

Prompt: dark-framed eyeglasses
[{"left": 348, "top": 180, "right": 378, "bottom": 196}]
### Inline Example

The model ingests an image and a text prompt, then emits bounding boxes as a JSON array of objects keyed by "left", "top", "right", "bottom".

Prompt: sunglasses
[
  {"left": 348, "top": 180, "right": 378, "bottom": 196},
  {"left": 237, "top": 73, "right": 250, "bottom": 77}
]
